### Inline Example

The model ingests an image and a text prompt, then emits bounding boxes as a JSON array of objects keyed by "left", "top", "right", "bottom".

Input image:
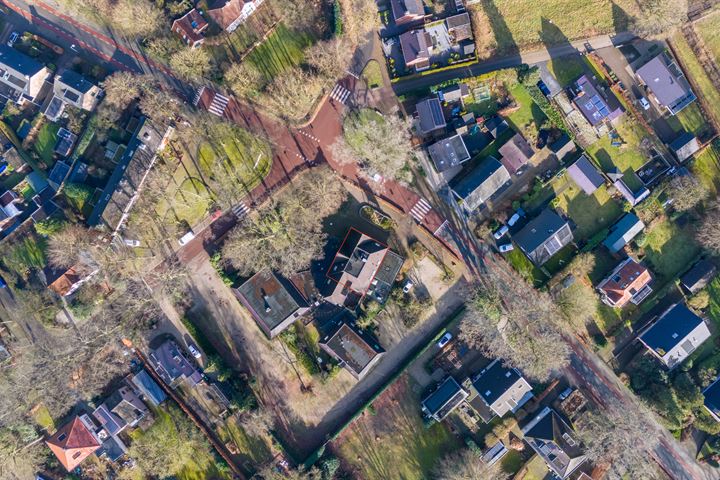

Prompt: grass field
[
  {"left": 33, "top": 122, "right": 59, "bottom": 164},
  {"left": 669, "top": 32, "right": 720, "bottom": 135},
  {"left": 505, "top": 247, "right": 547, "bottom": 287},
  {"left": 469, "top": 0, "right": 639, "bottom": 56},
  {"left": 643, "top": 219, "right": 700, "bottom": 282},
  {"left": 692, "top": 141, "right": 720, "bottom": 194},
  {"left": 362, "top": 60, "right": 384, "bottom": 89},
  {"left": 333, "top": 375, "right": 460, "bottom": 480},
  {"left": 506, "top": 84, "right": 547, "bottom": 138},
  {"left": 546, "top": 55, "right": 586, "bottom": 86},
  {"left": 554, "top": 179, "right": 623, "bottom": 240},
  {"left": 245, "top": 23, "right": 311, "bottom": 82},
  {"left": 218, "top": 416, "right": 274, "bottom": 467},
  {"left": 587, "top": 117, "right": 648, "bottom": 173}
]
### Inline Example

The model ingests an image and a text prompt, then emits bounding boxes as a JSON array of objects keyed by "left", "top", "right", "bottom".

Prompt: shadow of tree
[{"left": 480, "top": 0, "right": 519, "bottom": 56}]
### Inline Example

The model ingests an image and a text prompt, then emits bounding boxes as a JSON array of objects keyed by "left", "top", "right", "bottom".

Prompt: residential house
[
  {"left": 514, "top": 209, "right": 574, "bottom": 265},
  {"left": 484, "top": 116, "right": 509, "bottom": 139},
  {"left": 399, "top": 29, "right": 430, "bottom": 71},
  {"left": 1, "top": 146, "right": 27, "bottom": 172},
  {"left": 48, "top": 160, "right": 70, "bottom": 190},
  {"left": 148, "top": 339, "right": 203, "bottom": 388},
  {"left": 207, "top": 0, "right": 265, "bottom": 33},
  {"left": 87, "top": 117, "right": 173, "bottom": 233},
  {"left": 450, "top": 157, "right": 510, "bottom": 211},
  {"left": 522, "top": 407, "right": 586, "bottom": 479},
  {"left": 322, "top": 228, "right": 403, "bottom": 308},
  {"left": 415, "top": 97, "right": 446, "bottom": 136},
  {"left": 93, "top": 385, "right": 149, "bottom": 436},
  {"left": 172, "top": 9, "right": 209, "bottom": 48},
  {"left": 549, "top": 134, "right": 576, "bottom": 161},
  {"left": 0, "top": 190, "right": 22, "bottom": 231},
  {"left": 638, "top": 303, "right": 711, "bottom": 369},
  {"left": 421, "top": 376, "right": 469, "bottom": 422},
  {"left": 437, "top": 83, "right": 470, "bottom": 105},
  {"left": 129, "top": 369, "right": 167, "bottom": 406},
  {"left": 570, "top": 74, "right": 622, "bottom": 128},
  {"left": 45, "top": 69, "right": 102, "bottom": 121},
  {"left": 46, "top": 263, "right": 99, "bottom": 297},
  {"left": 613, "top": 175, "right": 650, "bottom": 206},
  {"left": 498, "top": 133, "right": 534, "bottom": 174},
  {"left": 602, "top": 213, "right": 644, "bottom": 253},
  {"left": 670, "top": 131, "right": 700, "bottom": 162},
  {"left": 390, "top": 0, "right": 424, "bottom": 25},
  {"left": 319, "top": 316, "right": 384, "bottom": 380},
  {"left": 703, "top": 376, "right": 720, "bottom": 422},
  {"left": 0, "top": 44, "right": 51, "bottom": 104},
  {"left": 566, "top": 154, "right": 604, "bottom": 195},
  {"left": 680, "top": 259, "right": 717, "bottom": 295},
  {"left": 597, "top": 257, "right": 653, "bottom": 308},
  {"left": 54, "top": 128, "right": 77, "bottom": 157},
  {"left": 445, "top": 13, "right": 473, "bottom": 43},
  {"left": 46, "top": 415, "right": 102, "bottom": 472},
  {"left": 468, "top": 359, "right": 533, "bottom": 419},
  {"left": 234, "top": 269, "right": 310, "bottom": 338},
  {"left": 635, "top": 52, "right": 696, "bottom": 115},
  {"left": 427, "top": 134, "right": 470, "bottom": 172}
]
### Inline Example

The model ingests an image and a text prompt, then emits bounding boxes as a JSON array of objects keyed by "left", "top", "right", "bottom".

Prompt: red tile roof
[
  {"left": 598, "top": 258, "right": 652, "bottom": 307},
  {"left": 171, "top": 9, "right": 208, "bottom": 46},
  {"left": 207, "top": 0, "right": 258, "bottom": 31},
  {"left": 46, "top": 416, "right": 101, "bottom": 472}
]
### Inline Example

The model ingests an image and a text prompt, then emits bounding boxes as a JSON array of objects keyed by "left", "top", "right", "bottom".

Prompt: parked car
[
  {"left": 178, "top": 231, "right": 195, "bottom": 246},
  {"left": 124, "top": 238, "right": 141, "bottom": 247},
  {"left": 437, "top": 332, "right": 453, "bottom": 349},
  {"left": 493, "top": 225, "right": 509, "bottom": 239},
  {"left": 558, "top": 387, "right": 574, "bottom": 401},
  {"left": 187, "top": 343, "right": 202, "bottom": 359},
  {"left": 536, "top": 80, "right": 551, "bottom": 97},
  {"left": 7, "top": 32, "right": 18, "bottom": 47},
  {"left": 507, "top": 212, "right": 521, "bottom": 227},
  {"left": 0, "top": 275, "right": 6, "bottom": 288},
  {"left": 498, "top": 243, "right": 514, "bottom": 253},
  {"left": 639, "top": 97, "right": 651, "bottom": 110},
  {"left": 402, "top": 280, "right": 414, "bottom": 293}
]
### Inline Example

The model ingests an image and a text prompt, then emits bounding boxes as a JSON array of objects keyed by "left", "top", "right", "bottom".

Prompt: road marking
[
  {"left": 231, "top": 202, "right": 250, "bottom": 219},
  {"left": 409, "top": 197, "right": 432, "bottom": 223},
  {"left": 297, "top": 129, "right": 319, "bottom": 143},
  {"left": 330, "top": 83, "right": 352, "bottom": 104},
  {"left": 207, "top": 92, "right": 229, "bottom": 117}
]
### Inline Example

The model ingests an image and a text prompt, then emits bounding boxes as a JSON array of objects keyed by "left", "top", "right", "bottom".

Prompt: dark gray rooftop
[
  {"left": 680, "top": 260, "right": 717, "bottom": 293},
  {"left": 0, "top": 44, "right": 45, "bottom": 77},
  {"left": 428, "top": 134, "right": 470, "bottom": 172},
  {"left": 422, "top": 376, "right": 464, "bottom": 415},
  {"left": 602, "top": 213, "right": 644, "bottom": 253},
  {"left": 472, "top": 359, "right": 524, "bottom": 406},
  {"left": 513, "top": 209, "right": 569, "bottom": 255},
  {"left": 59, "top": 69, "right": 95, "bottom": 94},
  {"left": 566, "top": 154, "right": 604, "bottom": 195},
  {"left": 640, "top": 303, "right": 705, "bottom": 354},
  {"left": 451, "top": 157, "right": 510, "bottom": 211},
  {"left": 236, "top": 270, "right": 308, "bottom": 332},
  {"left": 636, "top": 53, "right": 696, "bottom": 114},
  {"left": 321, "top": 320, "right": 383, "bottom": 376}
]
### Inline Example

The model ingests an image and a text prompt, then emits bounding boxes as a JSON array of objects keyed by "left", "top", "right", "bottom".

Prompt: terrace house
[
  {"left": 46, "top": 263, "right": 99, "bottom": 297},
  {"left": 319, "top": 316, "right": 384, "bottom": 379},
  {"left": 0, "top": 44, "right": 51, "bottom": 104},
  {"left": 0, "top": 190, "right": 22, "bottom": 231},
  {"left": 207, "top": 0, "right": 265, "bottom": 33},
  {"left": 234, "top": 269, "right": 310, "bottom": 338},
  {"left": 399, "top": 29, "right": 430, "bottom": 71},
  {"left": 638, "top": 303, "right": 711, "bottom": 369},
  {"left": 522, "top": 407, "right": 586, "bottom": 479},
  {"left": 427, "top": 133, "right": 470, "bottom": 172},
  {"left": 421, "top": 376, "right": 469, "bottom": 422},
  {"left": 635, "top": 52, "right": 696, "bottom": 115},
  {"left": 597, "top": 257, "right": 653, "bottom": 308},
  {"left": 514, "top": 209, "right": 573, "bottom": 266},
  {"left": 92, "top": 385, "right": 148, "bottom": 436},
  {"left": 172, "top": 9, "right": 209, "bottom": 48},
  {"left": 129, "top": 369, "right": 167, "bottom": 407},
  {"left": 45, "top": 69, "right": 102, "bottom": 121}
]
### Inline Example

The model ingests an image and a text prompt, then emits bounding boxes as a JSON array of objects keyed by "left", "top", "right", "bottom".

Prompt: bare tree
[
  {"left": 632, "top": 0, "right": 688, "bottom": 36},
  {"left": 556, "top": 283, "right": 599, "bottom": 330},
  {"left": 306, "top": 38, "right": 353, "bottom": 82},
  {"left": 101, "top": 71, "right": 143, "bottom": 112},
  {"left": 239, "top": 408, "right": 274, "bottom": 439},
  {"left": 256, "top": 464, "right": 322, "bottom": 480},
  {"left": 433, "top": 447, "right": 505, "bottom": 480},
  {"left": 331, "top": 109, "right": 414, "bottom": 183},
  {"left": 337, "top": 0, "right": 378, "bottom": 46},
  {"left": 576, "top": 398, "right": 664, "bottom": 480},
  {"left": 109, "top": 0, "right": 164, "bottom": 38},
  {"left": 665, "top": 174, "right": 709, "bottom": 213},
  {"left": 225, "top": 62, "right": 264, "bottom": 99},
  {"left": 170, "top": 47, "right": 213, "bottom": 82},
  {"left": 46, "top": 224, "right": 94, "bottom": 268},
  {"left": 695, "top": 206, "right": 720, "bottom": 254},
  {"left": 460, "top": 265, "right": 570, "bottom": 381},
  {"left": 262, "top": 66, "right": 325, "bottom": 121}
]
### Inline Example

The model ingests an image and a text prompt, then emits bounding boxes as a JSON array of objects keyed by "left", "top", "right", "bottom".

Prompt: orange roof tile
[{"left": 46, "top": 416, "right": 101, "bottom": 471}]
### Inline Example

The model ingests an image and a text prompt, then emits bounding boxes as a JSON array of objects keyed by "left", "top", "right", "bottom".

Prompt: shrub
[{"left": 333, "top": 0, "right": 343, "bottom": 36}]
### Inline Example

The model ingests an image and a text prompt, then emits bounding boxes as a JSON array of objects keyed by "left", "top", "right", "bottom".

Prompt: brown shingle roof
[{"left": 46, "top": 416, "right": 101, "bottom": 472}]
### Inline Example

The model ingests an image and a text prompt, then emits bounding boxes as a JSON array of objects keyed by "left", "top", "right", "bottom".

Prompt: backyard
[
  {"left": 245, "top": 23, "right": 312, "bottom": 83},
  {"left": 553, "top": 176, "right": 624, "bottom": 240},
  {"left": 33, "top": 121, "right": 59, "bottom": 164},
  {"left": 468, "top": 0, "right": 641, "bottom": 57},
  {"left": 546, "top": 55, "right": 586, "bottom": 86},
  {"left": 642, "top": 218, "right": 700, "bottom": 282},
  {"left": 692, "top": 141, "right": 720, "bottom": 194},
  {"left": 586, "top": 117, "right": 649, "bottom": 173},
  {"left": 331, "top": 375, "right": 460, "bottom": 480}
]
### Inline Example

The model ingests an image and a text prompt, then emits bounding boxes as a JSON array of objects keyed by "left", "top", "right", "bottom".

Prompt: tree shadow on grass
[{"left": 480, "top": 0, "right": 519, "bottom": 56}]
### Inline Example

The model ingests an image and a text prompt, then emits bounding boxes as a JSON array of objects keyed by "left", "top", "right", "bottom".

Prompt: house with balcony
[{"left": 597, "top": 257, "right": 653, "bottom": 308}]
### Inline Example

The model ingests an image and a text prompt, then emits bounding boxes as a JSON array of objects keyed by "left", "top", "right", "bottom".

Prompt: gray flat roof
[
  {"left": 236, "top": 270, "right": 307, "bottom": 332},
  {"left": 428, "top": 134, "right": 470, "bottom": 172}
]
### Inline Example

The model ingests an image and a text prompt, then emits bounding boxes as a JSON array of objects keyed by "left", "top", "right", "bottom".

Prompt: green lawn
[
  {"left": 160, "top": 177, "right": 212, "bottom": 227},
  {"left": 554, "top": 178, "right": 623, "bottom": 240},
  {"left": 546, "top": 55, "right": 586, "bottom": 86},
  {"left": 362, "top": 60, "right": 384, "bottom": 89},
  {"left": 33, "top": 121, "right": 59, "bottom": 164},
  {"left": 673, "top": 28, "right": 720, "bottom": 132},
  {"left": 586, "top": 117, "right": 648, "bottom": 173},
  {"left": 245, "top": 23, "right": 311, "bottom": 82},
  {"left": 505, "top": 247, "right": 547, "bottom": 287},
  {"left": 506, "top": 84, "right": 546, "bottom": 137},
  {"left": 196, "top": 127, "right": 272, "bottom": 192},
  {"left": 692, "top": 141, "right": 720, "bottom": 194},
  {"left": 218, "top": 416, "right": 273, "bottom": 467},
  {"left": 669, "top": 103, "right": 708, "bottom": 137},
  {"left": 334, "top": 375, "right": 461, "bottom": 480},
  {"left": 705, "top": 278, "right": 720, "bottom": 327},
  {"left": 643, "top": 219, "right": 700, "bottom": 282}
]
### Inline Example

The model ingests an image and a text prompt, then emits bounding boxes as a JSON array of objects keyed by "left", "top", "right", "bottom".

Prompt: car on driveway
[
  {"left": 402, "top": 280, "right": 413, "bottom": 293},
  {"left": 437, "top": 332, "right": 452, "bottom": 349},
  {"left": 187, "top": 343, "right": 202, "bottom": 359},
  {"left": 124, "top": 238, "right": 141, "bottom": 247},
  {"left": 493, "top": 225, "right": 509, "bottom": 239},
  {"left": 498, "top": 243, "right": 514, "bottom": 253},
  {"left": 639, "top": 97, "right": 651, "bottom": 110},
  {"left": 7, "top": 32, "right": 18, "bottom": 47},
  {"left": 507, "top": 212, "right": 521, "bottom": 227}
]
